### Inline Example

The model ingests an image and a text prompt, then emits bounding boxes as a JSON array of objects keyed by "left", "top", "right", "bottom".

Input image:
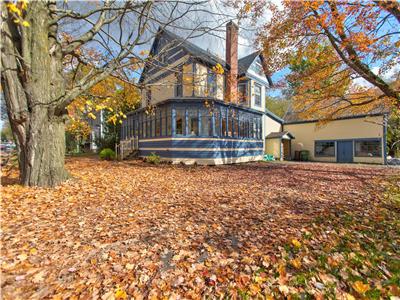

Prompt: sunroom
[{"left": 120, "top": 98, "right": 264, "bottom": 164}]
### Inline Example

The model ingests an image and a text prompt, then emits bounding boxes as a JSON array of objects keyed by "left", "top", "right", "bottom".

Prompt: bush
[
  {"left": 146, "top": 152, "right": 160, "bottom": 164},
  {"left": 99, "top": 148, "right": 115, "bottom": 160}
]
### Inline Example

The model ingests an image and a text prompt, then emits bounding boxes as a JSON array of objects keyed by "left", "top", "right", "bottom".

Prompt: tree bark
[{"left": 1, "top": 1, "right": 69, "bottom": 186}]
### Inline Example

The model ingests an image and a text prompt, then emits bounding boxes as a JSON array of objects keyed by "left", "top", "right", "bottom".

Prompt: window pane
[
  {"left": 238, "top": 83, "right": 247, "bottom": 103},
  {"left": 188, "top": 109, "right": 199, "bottom": 136},
  {"left": 175, "top": 109, "right": 185, "bottom": 135},
  {"left": 214, "top": 110, "right": 220, "bottom": 136},
  {"left": 254, "top": 84, "right": 261, "bottom": 107},
  {"left": 207, "top": 71, "right": 217, "bottom": 97},
  {"left": 200, "top": 109, "right": 212, "bottom": 136},
  {"left": 151, "top": 116, "right": 155, "bottom": 137},
  {"left": 161, "top": 108, "right": 166, "bottom": 136},
  {"left": 221, "top": 110, "right": 227, "bottom": 137},
  {"left": 143, "top": 116, "right": 147, "bottom": 138},
  {"left": 167, "top": 110, "right": 172, "bottom": 136},
  {"left": 233, "top": 117, "right": 238, "bottom": 137},
  {"left": 155, "top": 114, "right": 161, "bottom": 137},
  {"left": 355, "top": 140, "right": 381, "bottom": 157},
  {"left": 315, "top": 141, "right": 335, "bottom": 157}
]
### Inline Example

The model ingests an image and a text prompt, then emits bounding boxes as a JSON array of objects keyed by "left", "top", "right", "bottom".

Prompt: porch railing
[{"left": 115, "top": 136, "right": 139, "bottom": 160}]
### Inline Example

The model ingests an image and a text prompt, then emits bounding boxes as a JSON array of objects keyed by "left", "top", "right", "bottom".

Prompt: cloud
[{"left": 353, "top": 63, "right": 400, "bottom": 87}]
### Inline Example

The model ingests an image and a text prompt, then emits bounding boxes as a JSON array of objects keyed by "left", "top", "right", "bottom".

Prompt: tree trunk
[{"left": 1, "top": 1, "right": 69, "bottom": 187}]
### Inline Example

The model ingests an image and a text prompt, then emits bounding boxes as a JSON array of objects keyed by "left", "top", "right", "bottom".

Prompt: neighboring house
[
  {"left": 87, "top": 110, "right": 105, "bottom": 151},
  {"left": 121, "top": 22, "right": 275, "bottom": 164},
  {"left": 264, "top": 108, "right": 388, "bottom": 164}
]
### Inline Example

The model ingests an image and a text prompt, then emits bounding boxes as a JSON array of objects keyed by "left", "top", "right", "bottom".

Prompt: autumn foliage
[
  {"left": 2, "top": 158, "right": 399, "bottom": 298},
  {"left": 242, "top": 0, "right": 400, "bottom": 118}
]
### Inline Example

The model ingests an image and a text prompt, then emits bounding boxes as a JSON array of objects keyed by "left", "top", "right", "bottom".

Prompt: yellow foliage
[
  {"left": 67, "top": 68, "right": 140, "bottom": 129},
  {"left": 291, "top": 239, "right": 301, "bottom": 248},
  {"left": 290, "top": 258, "right": 302, "bottom": 269},
  {"left": 352, "top": 281, "right": 370, "bottom": 294},
  {"left": 114, "top": 287, "right": 127, "bottom": 299},
  {"left": 212, "top": 63, "right": 224, "bottom": 75}
]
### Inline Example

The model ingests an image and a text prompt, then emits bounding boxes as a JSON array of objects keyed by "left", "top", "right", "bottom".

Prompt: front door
[{"left": 337, "top": 141, "right": 353, "bottom": 163}]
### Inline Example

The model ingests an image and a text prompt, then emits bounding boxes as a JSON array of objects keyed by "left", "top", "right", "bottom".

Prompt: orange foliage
[{"left": 249, "top": 0, "right": 399, "bottom": 116}]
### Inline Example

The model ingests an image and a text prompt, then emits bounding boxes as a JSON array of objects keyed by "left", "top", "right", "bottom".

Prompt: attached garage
[{"left": 283, "top": 113, "right": 388, "bottom": 164}]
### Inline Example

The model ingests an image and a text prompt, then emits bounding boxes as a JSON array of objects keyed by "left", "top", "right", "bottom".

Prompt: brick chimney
[{"left": 225, "top": 21, "right": 238, "bottom": 103}]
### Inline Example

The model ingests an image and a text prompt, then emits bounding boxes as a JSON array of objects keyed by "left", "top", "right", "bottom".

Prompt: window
[
  {"left": 166, "top": 109, "right": 172, "bottom": 136},
  {"left": 155, "top": 112, "right": 161, "bottom": 137},
  {"left": 355, "top": 140, "right": 381, "bottom": 157},
  {"left": 214, "top": 110, "right": 220, "bottom": 136},
  {"left": 207, "top": 70, "right": 217, "bottom": 97},
  {"left": 221, "top": 109, "right": 227, "bottom": 136},
  {"left": 142, "top": 115, "right": 147, "bottom": 138},
  {"left": 315, "top": 141, "right": 335, "bottom": 157},
  {"left": 175, "top": 109, "right": 185, "bottom": 135},
  {"left": 134, "top": 118, "right": 139, "bottom": 137},
  {"left": 161, "top": 108, "right": 167, "bottom": 136},
  {"left": 188, "top": 109, "right": 199, "bottom": 136},
  {"left": 254, "top": 62, "right": 264, "bottom": 76},
  {"left": 238, "top": 83, "right": 247, "bottom": 103},
  {"left": 254, "top": 83, "right": 262, "bottom": 107},
  {"left": 233, "top": 117, "right": 239, "bottom": 137},
  {"left": 151, "top": 115, "right": 155, "bottom": 137},
  {"left": 227, "top": 109, "right": 234, "bottom": 137},
  {"left": 175, "top": 69, "right": 183, "bottom": 97},
  {"left": 200, "top": 109, "right": 212, "bottom": 136}
]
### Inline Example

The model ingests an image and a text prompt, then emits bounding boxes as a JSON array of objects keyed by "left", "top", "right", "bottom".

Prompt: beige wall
[
  {"left": 263, "top": 115, "right": 282, "bottom": 137},
  {"left": 183, "top": 63, "right": 194, "bottom": 97},
  {"left": 284, "top": 115, "right": 385, "bottom": 164},
  {"left": 265, "top": 138, "right": 281, "bottom": 159},
  {"left": 193, "top": 63, "right": 207, "bottom": 96},
  {"left": 149, "top": 73, "right": 176, "bottom": 105}
]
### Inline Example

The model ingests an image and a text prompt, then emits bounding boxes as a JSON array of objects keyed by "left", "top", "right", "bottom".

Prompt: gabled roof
[
  {"left": 238, "top": 51, "right": 260, "bottom": 76},
  {"left": 140, "top": 28, "right": 272, "bottom": 85},
  {"left": 161, "top": 29, "right": 229, "bottom": 70},
  {"left": 266, "top": 131, "right": 295, "bottom": 139},
  {"left": 283, "top": 103, "right": 389, "bottom": 124}
]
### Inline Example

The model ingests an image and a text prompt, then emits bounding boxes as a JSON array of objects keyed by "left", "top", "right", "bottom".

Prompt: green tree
[
  {"left": 387, "top": 110, "right": 400, "bottom": 157},
  {"left": 265, "top": 96, "right": 290, "bottom": 118}
]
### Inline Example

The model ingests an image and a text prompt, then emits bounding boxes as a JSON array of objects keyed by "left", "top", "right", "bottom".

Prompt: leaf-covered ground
[{"left": 1, "top": 158, "right": 399, "bottom": 299}]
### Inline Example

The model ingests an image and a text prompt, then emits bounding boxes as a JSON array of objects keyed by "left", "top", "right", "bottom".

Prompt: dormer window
[{"left": 254, "top": 62, "right": 264, "bottom": 76}]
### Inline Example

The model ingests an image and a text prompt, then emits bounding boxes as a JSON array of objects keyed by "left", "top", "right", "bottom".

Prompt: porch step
[{"left": 123, "top": 150, "right": 139, "bottom": 160}]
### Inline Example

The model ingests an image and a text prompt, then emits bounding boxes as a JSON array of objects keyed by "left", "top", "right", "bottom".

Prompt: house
[
  {"left": 120, "top": 22, "right": 388, "bottom": 165},
  {"left": 264, "top": 107, "right": 388, "bottom": 164},
  {"left": 120, "top": 22, "right": 275, "bottom": 164}
]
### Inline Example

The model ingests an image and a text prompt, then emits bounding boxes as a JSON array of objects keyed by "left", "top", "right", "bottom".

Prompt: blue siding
[
  {"left": 122, "top": 99, "right": 264, "bottom": 163},
  {"left": 139, "top": 139, "right": 263, "bottom": 149},
  {"left": 140, "top": 149, "right": 263, "bottom": 159}
]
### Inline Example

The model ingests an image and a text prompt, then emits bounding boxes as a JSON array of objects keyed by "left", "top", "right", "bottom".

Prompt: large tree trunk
[{"left": 1, "top": 1, "right": 69, "bottom": 186}]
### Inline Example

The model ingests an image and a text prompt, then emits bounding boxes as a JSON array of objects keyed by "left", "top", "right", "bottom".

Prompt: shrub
[
  {"left": 99, "top": 148, "right": 115, "bottom": 160},
  {"left": 146, "top": 152, "right": 160, "bottom": 164}
]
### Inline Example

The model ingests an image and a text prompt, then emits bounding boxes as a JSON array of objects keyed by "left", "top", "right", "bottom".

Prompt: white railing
[{"left": 116, "top": 136, "right": 139, "bottom": 160}]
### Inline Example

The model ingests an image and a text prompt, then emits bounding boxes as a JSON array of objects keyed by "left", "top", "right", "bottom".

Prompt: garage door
[{"left": 337, "top": 141, "right": 353, "bottom": 163}]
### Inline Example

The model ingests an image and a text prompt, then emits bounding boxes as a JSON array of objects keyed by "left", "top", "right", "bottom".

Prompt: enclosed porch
[{"left": 120, "top": 98, "right": 264, "bottom": 164}]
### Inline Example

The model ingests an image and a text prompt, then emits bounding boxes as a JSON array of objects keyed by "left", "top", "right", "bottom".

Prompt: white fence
[{"left": 115, "top": 136, "right": 139, "bottom": 160}]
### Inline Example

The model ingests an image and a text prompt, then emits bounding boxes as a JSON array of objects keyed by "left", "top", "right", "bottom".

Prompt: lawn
[{"left": 1, "top": 158, "right": 399, "bottom": 299}]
